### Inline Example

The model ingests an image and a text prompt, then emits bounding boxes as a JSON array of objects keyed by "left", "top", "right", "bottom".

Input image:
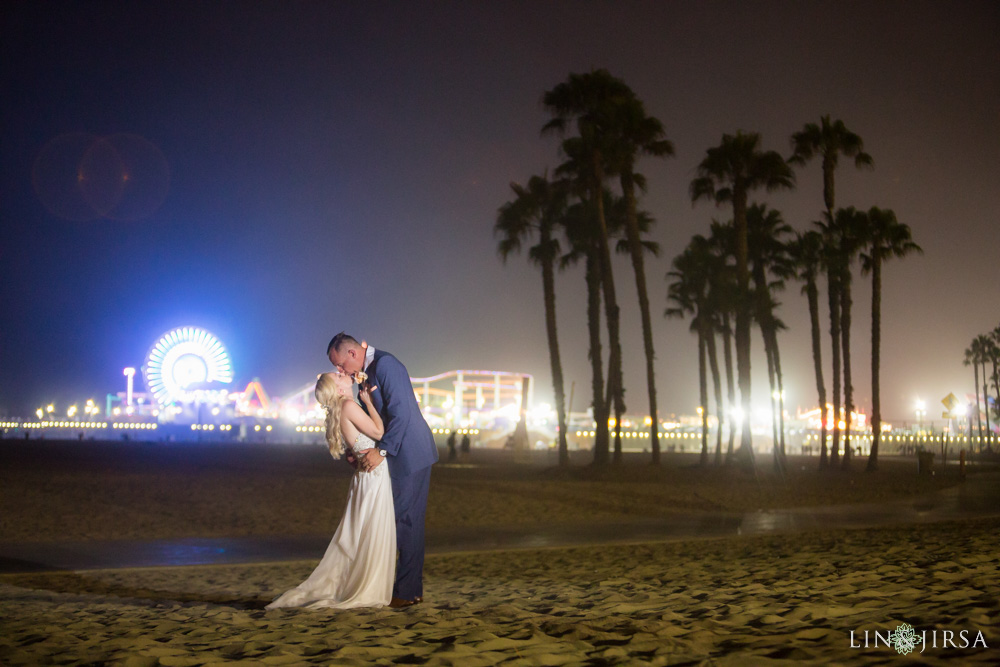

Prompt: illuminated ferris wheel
[{"left": 143, "top": 327, "right": 233, "bottom": 405}]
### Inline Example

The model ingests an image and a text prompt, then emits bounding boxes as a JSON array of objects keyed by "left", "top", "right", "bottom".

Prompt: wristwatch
[{"left": 378, "top": 449, "right": 387, "bottom": 457}]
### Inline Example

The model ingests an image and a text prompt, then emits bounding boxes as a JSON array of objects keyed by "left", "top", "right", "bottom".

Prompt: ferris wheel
[{"left": 143, "top": 327, "right": 233, "bottom": 405}]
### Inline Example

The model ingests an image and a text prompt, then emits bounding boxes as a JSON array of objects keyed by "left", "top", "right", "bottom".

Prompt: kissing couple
[{"left": 266, "top": 333, "right": 439, "bottom": 610}]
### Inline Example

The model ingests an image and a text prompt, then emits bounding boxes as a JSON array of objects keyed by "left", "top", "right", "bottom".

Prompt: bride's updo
[{"left": 314, "top": 372, "right": 347, "bottom": 459}]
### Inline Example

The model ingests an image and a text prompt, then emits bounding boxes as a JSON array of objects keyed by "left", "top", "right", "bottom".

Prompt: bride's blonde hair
[{"left": 314, "top": 373, "right": 347, "bottom": 459}]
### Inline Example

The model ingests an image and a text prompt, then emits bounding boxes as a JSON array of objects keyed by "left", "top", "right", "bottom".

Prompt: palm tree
[
  {"left": 705, "top": 306, "right": 726, "bottom": 465},
  {"left": 790, "top": 116, "right": 873, "bottom": 467},
  {"left": 860, "top": 207, "right": 921, "bottom": 472},
  {"left": 708, "top": 222, "right": 740, "bottom": 463},
  {"left": 606, "top": 96, "right": 674, "bottom": 464},
  {"left": 964, "top": 341, "right": 984, "bottom": 449},
  {"left": 747, "top": 204, "right": 795, "bottom": 471},
  {"left": 832, "top": 207, "right": 869, "bottom": 470},
  {"left": 544, "top": 70, "right": 636, "bottom": 465},
  {"left": 609, "top": 195, "right": 661, "bottom": 463},
  {"left": 698, "top": 234, "right": 731, "bottom": 466},
  {"left": 691, "top": 132, "right": 794, "bottom": 460},
  {"left": 981, "top": 335, "right": 995, "bottom": 445},
  {"left": 814, "top": 208, "right": 866, "bottom": 467},
  {"left": 557, "top": 141, "right": 626, "bottom": 461},
  {"left": 495, "top": 174, "right": 571, "bottom": 466},
  {"left": 789, "top": 230, "right": 829, "bottom": 465},
  {"left": 789, "top": 115, "right": 873, "bottom": 219},
  {"left": 561, "top": 198, "right": 609, "bottom": 464},
  {"left": 667, "top": 236, "right": 717, "bottom": 466},
  {"left": 989, "top": 326, "right": 1000, "bottom": 440},
  {"left": 815, "top": 214, "right": 844, "bottom": 466},
  {"left": 973, "top": 334, "right": 995, "bottom": 445}
]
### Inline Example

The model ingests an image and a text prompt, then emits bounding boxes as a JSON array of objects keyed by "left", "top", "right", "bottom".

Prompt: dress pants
[{"left": 390, "top": 465, "right": 431, "bottom": 600}]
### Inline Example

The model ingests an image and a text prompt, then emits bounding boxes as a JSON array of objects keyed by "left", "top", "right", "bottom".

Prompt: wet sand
[{"left": 1, "top": 440, "right": 998, "bottom": 664}]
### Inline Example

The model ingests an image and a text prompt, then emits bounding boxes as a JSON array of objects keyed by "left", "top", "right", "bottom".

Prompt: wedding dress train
[{"left": 266, "top": 432, "right": 396, "bottom": 609}]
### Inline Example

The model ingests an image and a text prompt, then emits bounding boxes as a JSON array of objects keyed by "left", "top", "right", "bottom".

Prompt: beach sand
[
  {"left": 0, "top": 440, "right": 964, "bottom": 542},
  {"left": 1, "top": 440, "right": 998, "bottom": 664}
]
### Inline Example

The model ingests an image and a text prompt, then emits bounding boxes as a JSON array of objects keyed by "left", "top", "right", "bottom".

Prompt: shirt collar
[{"left": 363, "top": 344, "right": 375, "bottom": 371}]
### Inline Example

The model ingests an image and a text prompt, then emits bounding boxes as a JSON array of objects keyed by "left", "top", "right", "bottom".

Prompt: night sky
[{"left": 2, "top": 1, "right": 998, "bottom": 426}]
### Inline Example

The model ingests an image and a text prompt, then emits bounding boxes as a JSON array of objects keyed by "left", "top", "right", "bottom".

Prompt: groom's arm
[{"left": 376, "top": 356, "right": 412, "bottom": 458}]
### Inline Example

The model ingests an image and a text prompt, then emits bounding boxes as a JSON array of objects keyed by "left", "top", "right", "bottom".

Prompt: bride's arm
[
  {"left": 358, "top": 384, "right": 384, "bottom": 436},
  {"left": 342, "top": 399, "right": 384, "bottom": 441}
]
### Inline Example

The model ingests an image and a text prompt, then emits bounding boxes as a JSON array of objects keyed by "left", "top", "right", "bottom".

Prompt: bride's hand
[{"left": 359, "top": 384, "right": 378, "bottom": 405}]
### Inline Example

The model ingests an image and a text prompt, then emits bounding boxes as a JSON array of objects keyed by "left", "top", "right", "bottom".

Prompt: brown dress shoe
[{"left": 389, "top": 596, "right": 416, "bottom": 608}]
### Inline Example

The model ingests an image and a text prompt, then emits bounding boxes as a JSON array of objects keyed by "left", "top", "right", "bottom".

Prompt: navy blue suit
[{"left": 366, "top": 348, "right": 438, "bottom": 600}]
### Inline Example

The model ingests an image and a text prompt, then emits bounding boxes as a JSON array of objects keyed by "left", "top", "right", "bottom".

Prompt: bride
[{"left": 266, "top": 371, "right": 396, "bottom": 609}]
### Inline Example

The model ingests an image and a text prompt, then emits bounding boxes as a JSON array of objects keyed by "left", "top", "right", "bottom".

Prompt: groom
[{"left": 327, "top": 332, "right": 438, "bottom": 608}]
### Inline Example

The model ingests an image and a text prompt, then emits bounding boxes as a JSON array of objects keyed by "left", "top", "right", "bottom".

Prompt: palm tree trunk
[
  {"left": 732, "top": 184, "right": 754, "bottom": 464},
  {"left": 698, "top": 323, "right": 709, "bottom": 466},
  {"left": 983, "top": 360, "right": 992, "bottom": 445},
  {"left": 706, "top": 326, "right": 724, "bottom": 465},
  {"left": 770, "top": 326, "right": 787, "bottom": 461},
  {"left": 722, "top": 312, "right": 736, "bottom": 464},
  {"left": 585, "top": 252, "right": 609, "bottom": 465},
  {"left": 590, "top": 164, "right": 625, "bottom": 468},
  {"left": 866, "top": 253, "right": 882, "bottom": 472},
  {"left": 607, "top": 349, "right": 623, "bottom": 464},
  {"left": 590, "top": 164, "right": 624, "bottom": 466},
  {"left": 841, "top": 267, "right": 854, "bottom": 469},
  {"left": 806, "top": 276, "right": 828, "bottom": 466},
  {"left": 621, "top": 175, "right": 660, "bottom": 464},
  {"left": 752, "top": 262, "right": 782, "bottom": 474},
  {"left": 973, "top": 362, "right": 981, "bottom": 452},
  {"left": 763, "top": 328, "right": 783, "bottom": 474},
  {"left": 540, "top": 247, "right": 569, "bottom": 467},
  {"left": 990, "top": 356, "right": 1000, "bottom": 450},
  {"left": 828, "top": 267, "right": 842, "bottom": 467}
]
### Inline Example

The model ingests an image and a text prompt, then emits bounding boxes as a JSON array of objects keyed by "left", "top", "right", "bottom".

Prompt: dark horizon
[{"left": 2, "top": 1, "right": 998, "bottom": 426}]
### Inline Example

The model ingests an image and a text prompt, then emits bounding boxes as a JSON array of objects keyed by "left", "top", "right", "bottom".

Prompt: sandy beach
[
  {"left": 0, "top": 440, "right": 965, "bottom": 542},
  {"left": 1, "top": 439, "right": 998, "bottom": 664}
]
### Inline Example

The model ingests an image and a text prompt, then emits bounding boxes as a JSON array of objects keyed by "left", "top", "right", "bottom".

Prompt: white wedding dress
[{"left": 266, "top": 432, "right": 396, "bottom": 610}]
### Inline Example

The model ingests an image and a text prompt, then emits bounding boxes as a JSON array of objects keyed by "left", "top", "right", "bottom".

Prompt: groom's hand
[{"left": 356, "top": 448, "right": 385, "bottom": 472}]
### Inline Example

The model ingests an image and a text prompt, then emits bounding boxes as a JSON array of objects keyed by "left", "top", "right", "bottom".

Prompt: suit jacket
[{"left": 367, "top": 349, "right": 438, "bottom": 477}]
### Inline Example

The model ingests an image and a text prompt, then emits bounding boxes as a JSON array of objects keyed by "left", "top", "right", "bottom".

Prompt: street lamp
[{"left": 915, "top": 399, "right": 926, "bottom": 432}]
